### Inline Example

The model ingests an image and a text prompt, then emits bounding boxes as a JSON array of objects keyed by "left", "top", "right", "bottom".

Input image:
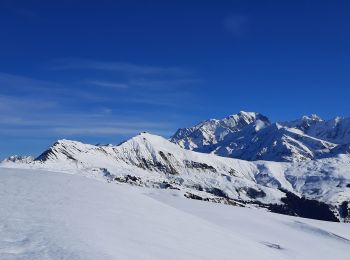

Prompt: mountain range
[
  {"left": 171, "top": 111, "right": 350, "bottom": 162},
  {"left": 2, "top": 110, "right": 350, "bottom": 222}
]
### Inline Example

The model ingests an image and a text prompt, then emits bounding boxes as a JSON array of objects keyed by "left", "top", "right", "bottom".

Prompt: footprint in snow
[{"left": 261, "top": 241, "right": 283, "bottom": 250}]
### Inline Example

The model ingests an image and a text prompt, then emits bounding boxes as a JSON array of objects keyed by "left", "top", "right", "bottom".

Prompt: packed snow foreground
[{"left": 0, "top": 168, "right": 349, "bottom": 260}]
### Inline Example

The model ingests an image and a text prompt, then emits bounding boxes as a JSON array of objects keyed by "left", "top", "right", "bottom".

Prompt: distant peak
[
  {"left": 272, "top": 122, "right": 283, "bottom": 130},
  {"left": 302, "top": 114, "right": 323, "bottom": 122},
  {"left": 131, "top": 132, "right": 165, "bottom": 141},
  {"left": 2, "top": 155, "right": 34, "bottom": 163},
  {"left": 55, "top": 139, "right": 77, "bottom": 144},
  {"left": 238, "top": 110, "right": 255, "bottom": 116},
  {"left": 228, "top": 111, "right": 270, "bottom": 123},
  {"left": 137, "top": 131, "right": 155, "bottom": 138},
  {"left": 50, "top": 139, "right": 85, "bottom": 148},
  {"left": 227, "top": 111, "right": 259, "bottom": 119},
  {"left": 334, "top": 116, "right": 343, "bottom": 124},
  {"left": 226, "top": 111, "right": 258, "bottom": 119}
]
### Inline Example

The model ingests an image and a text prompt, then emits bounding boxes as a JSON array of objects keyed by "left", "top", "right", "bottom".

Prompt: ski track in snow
[{"left": 0, "top": 168, "right": 349, "bottom": 260}]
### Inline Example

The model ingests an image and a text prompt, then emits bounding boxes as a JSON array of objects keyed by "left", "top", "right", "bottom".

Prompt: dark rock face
[
  {"left": 228, "top": 168, "right": 237, "bottom": 176},
  {"left": 339, "top": 201, "right": 349, "bottom": 219},
  {"left": 113, "top": 174, "right": 180, "bottom": 191},
  {"left": 205, "top": 187, "right": 229, "bottom": 199},
  {"left": 183, "top": 160, "right": 217, "bottom": 172},
  {"left": 114, "top": 175, "right": 142, "bottom": 185},
  {"left": 184, "top": 193, "right": 204, "bottom": 201},
  {"left": 137, "top": 156, "right": 179, "bottom": 175},
  {"left": 35, "top": 148, "right": 58, "bottom": 161},
  {"left": 191, "top": 184, "right": 204, "bottom": 191},
  {"left": 246, "top": 188, "right": 266, "bottom": 199},
  {"left": 184, "top": 192, "right": 239, "bottom": 206},
  {"left": 267, "top": 190, "right": 339, "bottom": 222},
  {"left": 157, "top": 151, "right": 179, "bottom": 175},
  {"left": 183, "top": 189, "right": 339, "bottom": 222},
  {"left": 158, "top": 181, "right": 180, "bottom": 190}
]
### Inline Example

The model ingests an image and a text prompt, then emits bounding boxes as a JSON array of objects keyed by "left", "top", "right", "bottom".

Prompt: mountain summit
[{"left": 170, "top": 111, "right": 350, "bottom": 162}]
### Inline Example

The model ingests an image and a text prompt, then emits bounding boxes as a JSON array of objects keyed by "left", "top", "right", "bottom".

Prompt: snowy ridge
[
  {"left": 171, "top": 111, "right": 350, "bottom": 162},
  {"left": 2, "top": 132, "right": 350, "bottom": 222},
  {"left": 290, "top": 116, "right": 350, "bottom": 144},
  {"left": 171, "top": 111, "right": 270, "bottom": 151},
  {"left": 2, "top": 155, "right": 34, "bottom": 164},
  {"left": 15, "top": 133, "right": 285, "bottom": 205}
]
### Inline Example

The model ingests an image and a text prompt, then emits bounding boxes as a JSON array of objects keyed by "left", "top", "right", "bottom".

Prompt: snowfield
[{"left": 0, "top": 168, "right": 349, "bottom": 260}]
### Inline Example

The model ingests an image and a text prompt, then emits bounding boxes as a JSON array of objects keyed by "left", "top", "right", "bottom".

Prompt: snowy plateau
[{"left": 1, "top": 111, "right": 350, "bottom": 259}]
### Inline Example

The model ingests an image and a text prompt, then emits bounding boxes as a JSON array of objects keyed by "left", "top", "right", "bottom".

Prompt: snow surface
[{"left": 0, "top": 168, "right": 349, "bottom": 260}]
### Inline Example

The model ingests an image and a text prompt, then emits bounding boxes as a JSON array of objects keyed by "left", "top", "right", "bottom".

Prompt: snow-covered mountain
[
  {"left": 2, "top": 132, "right": 350, "bottom": 222},
  {"left": 170, "top": 111, "right": 350, "bottom": 162},
  {"left": 171, "top": 111, "right": 269, "bottom": 152},
  {"left": 2, "top": 155, "right": 34, "bottom": 164},
  {"left": 286, "top": 115, "right": 350, "bottom": 144}
]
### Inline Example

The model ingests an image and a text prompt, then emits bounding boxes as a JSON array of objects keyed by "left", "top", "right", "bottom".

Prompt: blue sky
[{"left": 1, "top": 0, "right": 350, "bottom": 158}]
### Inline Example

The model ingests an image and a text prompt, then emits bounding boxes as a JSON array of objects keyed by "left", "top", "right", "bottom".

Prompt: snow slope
[
  {"left": 0, "top": 168, "right": 349, "bottom": 260},
  {"left": 171, "top": 111, "right": 350, "bottom": 162},
  {"left": 287, "top": 115, "right": 350, "bottom": 144},
  {"left": 2, "top": 132, "right": 350, "bottom": 222}
]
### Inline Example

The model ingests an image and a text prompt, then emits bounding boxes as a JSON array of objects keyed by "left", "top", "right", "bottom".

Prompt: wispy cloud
[
  {"left": 84, "top": 78, "right": 201, "bottom": 91},
  {"left": 48, "top": 58, "right": 191, "bottom": 76},
  {"left": 0, "top": 71, "right": 199, "bottom": 109},
  {"left": 0, "top": 94, "right": 57, "bottom": 113},
  {"left": 0, "top": 112, "right": 174, "bottom": 138},
  {"left": 0, "top": 90, "right": 178, "bottom": 138},
  {"left": 52, "top": 121, "right": 173, "bottom": 136},
  {"left": 0, "top": 72, "right": 62, "bottom": 93},
  {"left": 128, "top": 78, "right": 201, "bottom": 89},
  {"left": 85, "top": 80, "right": 129, "bottom": 89},
  {"left": 223, "top": 14, "right": 251, "bottom": 36},
  {"left": 0, "top": 73, "right": 124, "bottom": 103},
  {"left": 0, "top": 63, "right": 200, "bottom": 156},
  {"left": 124, "top": 90, "right": 193, "bottom": 107}
]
